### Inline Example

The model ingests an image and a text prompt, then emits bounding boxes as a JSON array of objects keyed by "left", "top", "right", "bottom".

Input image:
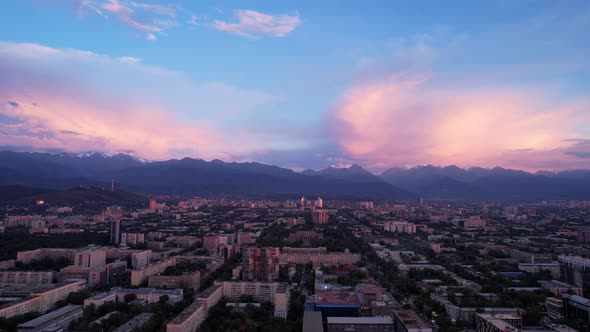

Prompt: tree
[{"left": 124, "top": 293, "right": 137, "bottom": 303}]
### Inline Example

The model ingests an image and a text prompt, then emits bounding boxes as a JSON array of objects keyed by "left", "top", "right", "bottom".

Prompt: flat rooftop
[
  {"left": 198, "top": 285, "right": 221, "bottom": 299},
  {"left": 393, "top": 309, "right": 431, "bottom": 329},
  {"left": 303, "top": 311, "right": 323, "bottom": 332},
  {"left": 170, "top": 299, "right": 206, "bottom": 324},
  {"left": 112, "top": 312, "right": 152, "bottom": 332},
  {"left": 327, "top": 317, "right": 393, "bottom": 325},
  {"left": 18, "top": 305, "right": 82, "bottom": 328},
  {"left": 315, "top": 291, "right": 359, "bottom": 305}
]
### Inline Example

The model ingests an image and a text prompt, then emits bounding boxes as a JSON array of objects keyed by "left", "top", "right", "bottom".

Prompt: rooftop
[
  {"left": 169, "top": 299, "right": 206, "bottom": 324},
  {"left": 112, "top": 313, "right": 153, "bottom": 332},
  {"left": 197, "top": 285, "right": 221, "bottom": 299},
  {"left": 566, "top": 295, "right": 590, "bottom": 307},
  {"left": 302, "top": 311, "right": 323, "bottom": 332},
  {"left": 17, "top": 305, "right": 82, "bottom": 328},
  {"left": 327, "top": 317, "right": 393, "bottom": 325},
  {"left": 315, "top": 291, "right": 359, "bottom": 305},
  {"left": 392, "top": 309, "right": 432, "bottom": 329}
]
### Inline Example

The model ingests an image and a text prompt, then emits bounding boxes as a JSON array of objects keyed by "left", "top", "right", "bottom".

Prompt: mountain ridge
[
  {"left": 2, "top": 150, "right": 590, "bottom": 201},
  {"left": 0, "top": 151, "right": 409, "bottom": 200}
]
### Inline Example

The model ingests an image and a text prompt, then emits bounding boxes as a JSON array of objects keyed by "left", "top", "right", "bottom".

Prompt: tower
[
  {"left": 111, "top": 177, "right": 115, "bottom": 192},
  {"left": 110, "top": 219, "right": 121, "bottom": 244},
  {"left": 317, "top": 197, "right": 323, "bottom": 208}
]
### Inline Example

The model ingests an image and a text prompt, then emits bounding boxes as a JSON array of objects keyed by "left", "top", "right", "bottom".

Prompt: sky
[{"left": 0, "top": 0, "right": 589, "bottom": 172}]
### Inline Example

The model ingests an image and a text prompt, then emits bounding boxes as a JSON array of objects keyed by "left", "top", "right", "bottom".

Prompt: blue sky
[{"left": 0, "top": 0, "right": 589, "bottom": 171}]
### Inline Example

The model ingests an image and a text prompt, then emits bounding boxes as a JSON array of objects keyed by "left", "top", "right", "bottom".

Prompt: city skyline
[{"left": 1, "top": 1, "right": 589, "bottom": 172}]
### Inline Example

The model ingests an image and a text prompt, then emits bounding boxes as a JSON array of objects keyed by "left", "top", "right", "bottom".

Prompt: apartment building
[
  {"left": 0, "top": 271, "right": 55, "bottom": 286},
  {"left": 130, "top": 257, "right": 175, "bottom": 286},
  {"left": 166, "top": 285, "right": 223, "bottom": 332},
  {"left": 218, "top": 281, "right": 290, "bottom": 318},
  {"left": 0, "top": 279, "right": 86, "bottom": 318}
]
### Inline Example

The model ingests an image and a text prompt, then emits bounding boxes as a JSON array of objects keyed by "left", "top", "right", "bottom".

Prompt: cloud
[
  {"left": 187, "top": 15, "right": 206, "bottom": 26},
  {"left": 0, "top": 41, "right": 277, "bottom": 160},
  {"left": 80, "top": 0, "right": 177, "bottom": 40},
  {"left": 332, "top": 71, "right": 590, "bottom": 171},
  {"left": 213, "top": 10, "right": 301, "bottom": 38}
]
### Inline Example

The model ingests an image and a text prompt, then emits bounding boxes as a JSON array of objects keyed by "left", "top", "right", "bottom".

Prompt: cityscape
[{"left": 1, "top": 1, "right": 590, "bottom": 332}]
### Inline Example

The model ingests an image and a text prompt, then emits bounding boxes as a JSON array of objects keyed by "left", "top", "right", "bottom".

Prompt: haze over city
[{"left": 1, "top": 1, "right": 589, "bottom": 172}]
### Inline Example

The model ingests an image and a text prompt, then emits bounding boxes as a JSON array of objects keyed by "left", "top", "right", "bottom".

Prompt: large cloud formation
[
  {"left": 0, "top": 41, "right": 275, "bottom": 160},
  {"left": 332, "top": 72, "right": 590, "bottom": 171}
]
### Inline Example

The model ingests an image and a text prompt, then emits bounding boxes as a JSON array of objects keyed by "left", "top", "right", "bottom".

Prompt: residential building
[
  {"left": 518, "top": 262, "right": 561, "bottom": 279},
  {"left": 218, "top": 281, "right": 290, "bottom": 318},
  {"left": 110, "top": 219, "right": 121, "bottom": 244},
  {"left": 242, "top": 247, "right": 280, "bottom": 281},
  {"left": 280, "top": 247, "right": 361, "bottom": 268},
  {"left": 559, "top": 255, "right": 590, "bottom": 289},
  {"left": 0, "top": 279, "right": 87, "bottom": 318},
  {"left": 0, "top": 271, "right": 55, "bottom": 286},
  {"left": 130, "top": 257, "right": 175, "bottom": 286},
  {"left": 392, "top": 309, "right": 433, "bottom": 332},
  {"left": 475, "top": 313, "right": 522, "bottom": 332},
  {"left": 16, "top": 305, "right": 82, "bottom": 332},
  {"left": 546, "top": 297, "right": 564, "bottom": 320},
  {"left": 563, "top": 294, "right": 590, "bottom": 325},
  {"left": 539, "top": 280, "right": 583, "bottom": 297},
  {"left": 166, "top": 285, "right": 222, "bottom": 332},
  {"left": 149, "top": 271, "right": 200, "bottom": 290},
  {"left": 313, "top": 210, "right": 329, "bottom": 224}
]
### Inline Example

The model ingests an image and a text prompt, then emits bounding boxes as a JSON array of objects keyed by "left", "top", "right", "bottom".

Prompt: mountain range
[
  {"left": 0, "top": 151, "right": 405, "bottom": 200},
  {"left": 1, "top": 151, "right": 590, "bottom": 201}
]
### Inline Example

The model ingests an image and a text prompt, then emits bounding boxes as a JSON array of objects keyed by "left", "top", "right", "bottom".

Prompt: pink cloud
[
  {"left": 213, "top": 10, "right": 301, "bottom": 38},
  {"left": 0, "top": 41, "right": 277, "bottom": 160},
  {"left": 332, "top": 72, "right": 590, "bottom": 171},
  {"left": 0, "top": 91, "right": 226, "bottom": 161}
]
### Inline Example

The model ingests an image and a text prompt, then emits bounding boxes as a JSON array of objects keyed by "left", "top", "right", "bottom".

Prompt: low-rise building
[
  {"left": 518, "top": 262, "right": 561, "bottom": 279},
  {"left": 0, "top": 271, "right": 55, "bottom": 286},
  {"left": 0, "top": 279, "right": 86, "bottom": 318},
  {"left": 16, "top": 305, "right": 82, "bottom": 332},
  {"left": 392, "top": 309, "right": 432, "bottom": 332},
  {"left": 149, "top": 271, "right": 200, "bottom": 290},
  {"left": 474, "top": 313, "right": 522, "bottom": 332},
  {"left": 130, "top": 257, "right": 175, "bottom": 286}
]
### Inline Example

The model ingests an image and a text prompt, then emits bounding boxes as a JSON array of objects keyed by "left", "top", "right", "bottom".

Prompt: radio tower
[{"left": 111, "top": 177, "right": 115, "bottom": 192}]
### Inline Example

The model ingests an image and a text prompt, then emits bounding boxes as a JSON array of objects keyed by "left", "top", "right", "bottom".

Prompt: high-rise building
[
  {"left": 75, "top": 248, "right": 106, "bottom": 268},
  {"left": 316, "top": 197, "right": 323, "bottom": 208},
  {"left": 149, "top": 199, "right": 157, "bottom": 212},
  {"left": 242, "top": 247, "right": 280, "bottom": 281},
  {"left": 312, "top": 210, "right": 329, "bottom": 225},
  {"left": 110, "top": 219, "right": 121, "bottom": 244},
  {"left": 559, "top": 255, "right": 590, "bottom": 289},
  {"left": 562, "top": 294, "right": 590, "bottom": 325},
  {"left": 578, "top": 230, "right": 590, "bottom": 243}
]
